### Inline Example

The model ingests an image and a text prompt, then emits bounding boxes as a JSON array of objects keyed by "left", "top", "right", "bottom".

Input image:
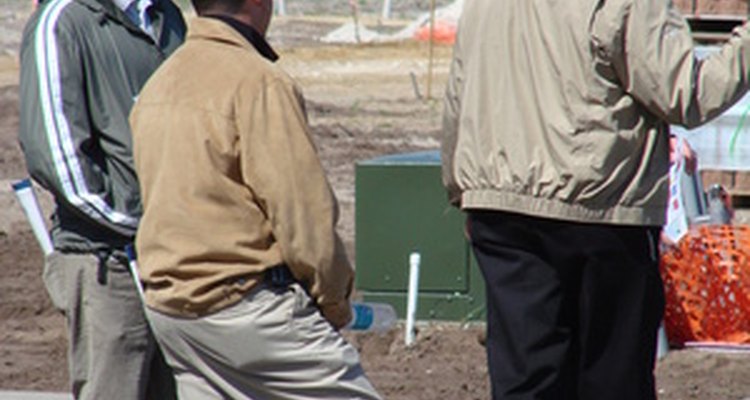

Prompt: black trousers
[{"left": 468, "top": 210, "right": 664, "bottom": 400}]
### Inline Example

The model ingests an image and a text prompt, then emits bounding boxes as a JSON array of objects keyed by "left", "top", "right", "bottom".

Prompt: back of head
[
  {"left": 189, "top": 0, "right": 272, "bottom": 35},
  {"left": 191, "top": 0, "right": 243, "bottom": 15}
]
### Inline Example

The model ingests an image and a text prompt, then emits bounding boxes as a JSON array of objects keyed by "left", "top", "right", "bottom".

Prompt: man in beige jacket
[
  {"left": 129, "top": 0, "right": 381, "bottom": 398},
  {"left": 442, "top": 0, "right": 750, "bottom": 399}
]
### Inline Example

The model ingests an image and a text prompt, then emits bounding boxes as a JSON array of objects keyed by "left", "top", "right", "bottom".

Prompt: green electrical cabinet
[{"left": 354, "top": 151, "right": 485, "bottom": 322}]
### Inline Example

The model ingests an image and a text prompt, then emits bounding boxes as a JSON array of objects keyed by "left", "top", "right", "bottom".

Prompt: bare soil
[{"left": 1, "top": 2, "right": 750, "bottom": 399}]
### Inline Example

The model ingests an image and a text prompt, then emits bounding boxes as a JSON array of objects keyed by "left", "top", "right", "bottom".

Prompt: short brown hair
[{"left": 191, "top": 0, "right": 243, "bottom": 15}]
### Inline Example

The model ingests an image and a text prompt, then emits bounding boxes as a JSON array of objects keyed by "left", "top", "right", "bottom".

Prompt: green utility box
[{"left": 355, "top": 151, "right": 485, "bottom": 322}]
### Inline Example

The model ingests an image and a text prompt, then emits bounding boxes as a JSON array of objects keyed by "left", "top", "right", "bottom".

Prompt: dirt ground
[{"left": 2, "top": 1, "right": 750, "bottom": 399}]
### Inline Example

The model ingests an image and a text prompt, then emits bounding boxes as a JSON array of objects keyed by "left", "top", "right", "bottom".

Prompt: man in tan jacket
[
  {"left": 129, "top": 0, "right": 381, "bottom": 398},
  {"left": 442, "top": 0, "right": 750, "bottom": 399}
]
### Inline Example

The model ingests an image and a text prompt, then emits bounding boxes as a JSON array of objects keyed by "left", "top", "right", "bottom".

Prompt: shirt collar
[{"left": 204, "top": 15, "right": 279, "bottom": 62}]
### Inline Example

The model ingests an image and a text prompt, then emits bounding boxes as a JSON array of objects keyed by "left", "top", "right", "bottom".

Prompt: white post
[
  {"left": 426, "top": 0, "right": 437, "bottom": 99},
  {"left": 405, "top": 252, "right": 421, "bottom": 346},
  {"left": 276, "top": 0, "right": 286, "bottom": 16},
  {"left": 349, "top": 0, "right": 361, "bottom": 43},
  {"left": 12, "top": 179, "right": 53, "bottom": 256},
  {"left": 657, "top": 323, "right": 669, "bottom": 359},
  {"left": 381, "top": 0, "right": 392, "bottom": 20}
]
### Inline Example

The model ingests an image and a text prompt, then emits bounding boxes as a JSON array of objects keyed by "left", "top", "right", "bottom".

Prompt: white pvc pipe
[
  {"left": 405, "top": 252, "right": 421, "bottom": 346},
  {"left": 381, "top": 0, "right": 392, "bottom": 20},
  {"left": 276, "top": 0, "right": 286, "bottom": 16},
  {"left": 12, "top": 179, "right": 53, "bottom": 256}
]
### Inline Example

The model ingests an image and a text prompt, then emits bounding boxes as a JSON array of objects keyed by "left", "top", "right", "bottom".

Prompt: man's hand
[{"left": 319, "top": 300, "right": 353, "bottom": 330}]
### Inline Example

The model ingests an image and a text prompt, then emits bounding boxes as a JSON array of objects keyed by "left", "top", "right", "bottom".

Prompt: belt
[{"left": 265, "top": 264, "right": 296, "bottom": 287}]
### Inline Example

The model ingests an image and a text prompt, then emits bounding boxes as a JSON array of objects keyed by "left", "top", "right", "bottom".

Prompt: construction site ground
[{"left": 2, "top": 2, "right": 750, "bottom": 399}]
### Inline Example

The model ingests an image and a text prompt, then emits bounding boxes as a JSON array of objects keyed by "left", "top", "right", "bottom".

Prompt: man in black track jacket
[{"left": 18, "top": 0, "right": 185, "bottom": 397}]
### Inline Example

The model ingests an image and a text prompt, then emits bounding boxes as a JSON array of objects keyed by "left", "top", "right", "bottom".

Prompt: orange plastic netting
[
  {"left": 413, "top": 22, "right": 457, "bottom": 44},
  {"left": 660, "top": 225, "right": 750, "bottom": 346}
]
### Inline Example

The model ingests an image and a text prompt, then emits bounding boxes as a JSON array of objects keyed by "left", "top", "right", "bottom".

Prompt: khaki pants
[
  {"left": 146, "top": 282, "right": 382, "bottom": 400},
  {"left": 43, "top": 251, "right": 175, "bottom": 400}
]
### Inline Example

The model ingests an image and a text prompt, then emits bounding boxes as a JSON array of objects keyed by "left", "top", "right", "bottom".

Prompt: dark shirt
[{"left": 205, "top": 14, "right": 278, "bottom": 62}]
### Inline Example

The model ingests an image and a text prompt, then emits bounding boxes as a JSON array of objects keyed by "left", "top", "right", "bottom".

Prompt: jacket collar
[
  {"left": 76, "top": 0, "right": 159, "bottom": 34},
  {"left": 77, "top": 0, "right": 129, "bottom": 18},
  {"left": 112, "top": 0, "right": 134, "bottom": 11},
  {"left": 187, "top": 17, "right": 279, "bottom": 62},
  {"left": 203, "top": 15, "right": 278, "bottom": 62}
]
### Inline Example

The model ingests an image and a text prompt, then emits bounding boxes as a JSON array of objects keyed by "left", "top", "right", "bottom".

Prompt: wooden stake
[{"left": 426, "top": 0, "right": 437, "bottom": 100}]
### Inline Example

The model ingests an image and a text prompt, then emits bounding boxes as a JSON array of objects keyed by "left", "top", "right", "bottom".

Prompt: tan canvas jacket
[
  {"left": 442, "top": 0, "right": 750, "bottom": 226},
  {"left": 130, "top": 17, "right": 352, "bottom": 319}
]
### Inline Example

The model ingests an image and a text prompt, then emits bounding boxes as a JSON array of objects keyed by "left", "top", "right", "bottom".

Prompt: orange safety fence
[
  {"left": 660, "top": 225, "right": 750, "bottom": 346},
  {"left": 413, "top": 21, "right": 457, "bottom": 45}
]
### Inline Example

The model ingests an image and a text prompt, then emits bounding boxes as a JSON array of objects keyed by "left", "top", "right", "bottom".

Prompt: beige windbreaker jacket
[
  {"left": 442, "top": 0, "right": 750, "bottom": 226},
  {"left": 130, "top": 18, "right": 352, "bottom": 319}
]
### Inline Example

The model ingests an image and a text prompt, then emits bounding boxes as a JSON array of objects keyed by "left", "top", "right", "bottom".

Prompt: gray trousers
[
  {"left": 146, "top": 282, "right": 382, "bottom": 400},
  {"left": 43, "top": 251, "right": 175, "bottom": 400}
]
